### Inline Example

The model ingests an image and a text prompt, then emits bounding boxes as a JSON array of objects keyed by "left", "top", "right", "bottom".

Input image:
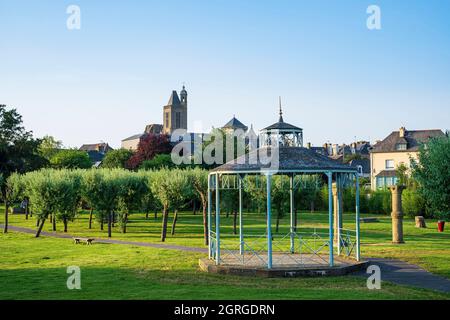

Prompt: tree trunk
[
  {"left": 415, "top": 216, "right": 427, "bottom": 228},
  {"left": 145, "top": 211, "right": 149, "bottom": 219},
  {"left": 88, "top": 208, "right": 93, "bottom": 229},
  {"left": 36, "top": 219, "right": 46, "bottom": 238},
  {"left": 310, "top": 200, "right": 315, "bottom": 213},
  {"left": 202, "top": 202, "right": 208, "bottom": 246},
  {"left": 111, "top": 212, "right": 115, "bottom": 227},
  {"left": 122, "top": 213, "right": 128, "bottom": 233},
  {"left": 171, "top": 210, "right": 178, "bottom": 236},
  {"left": 100, "top": 218, "right": 104, "bottom": 231},
  {"left": 36, "top": 218, "right": 40, "bottom": 227},
  {"left": 49, "top": 214, "right": 52, "bottom": 223},
  {"left": 52, "top": 213, "right": 56, "bottom": 231},
  {"left": 63, "top": 218, "right": 68, "bottom": 232},
  {"left": 107, "top": 212, "right": 112, "bottom": 238},
  {"left": 25, "top": 202, "right": 29, "bottom": 220},
  {"left": 233, "top": 209, "right": 237, "bottom": 235},
  {"left": 3, "top": 200, "right": 8, "bottom": 233},
  {"left": 192, "top": 200, "right": 196, "bottom": 215},
  {"left": 161, "top": 207, "right": 169, "bottom": 242}
]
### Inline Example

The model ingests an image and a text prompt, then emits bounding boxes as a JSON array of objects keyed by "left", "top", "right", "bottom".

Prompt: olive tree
[
  {"left": 81, "top": 169, "right": 121, "bottom": 237},
  {"left": 2, "top": 173, "right": 25, "bottom": 233},
  {"left": 54, "top": 170, "right": 81, "bottom": 232},
  {"left": 117, "top": 171, "right": 147, "bottom": 233},
  {"left": 23, "top": 169, "right": 58, "bottom": 237},
  {"left": 150, "top": 169, "right": 189, "bottom": 242},
  {"left": 187, "top": 168, "right": 209, "bottom": 245}
]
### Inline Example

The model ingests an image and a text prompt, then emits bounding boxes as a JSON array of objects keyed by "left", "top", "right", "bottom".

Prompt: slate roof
[
  {"left": 211, "top": 147, "right": 356, "bottom": 173},
  {"left": 375, "top": 170, "right": 397, "bottom": 178},
  {"left": 371, "top": 129, "right": 444, "bottom": 153},
  {"left": 79, "top": 143, "right": 113, "bottom": 153},
  {"left": 222, "top": 116, "right": 248, "bottom": 131},
  {"left": 122, "top": 133, "right": 145, "bottom": 142},
  {"left": 261, "top": 120, "right": 302, "bottom": 132},
  {"left": 349, "top": 159, "right": 370, "bottom": 174},
  {"left": 167, "top": 90, "right": 181, "bottom": 106}
]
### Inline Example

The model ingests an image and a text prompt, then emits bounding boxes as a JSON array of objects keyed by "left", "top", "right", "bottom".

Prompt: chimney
[
  {"left": 399, "top": 127, "right": 406, "bottom": 138},
  {"left": 332, "top": 144, "right": 338, "bottom": 156},
  {"left": 307, "top": 142, "right": 311, "bottom": 149}
]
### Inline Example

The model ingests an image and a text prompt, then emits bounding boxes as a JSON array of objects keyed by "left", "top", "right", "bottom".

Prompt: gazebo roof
[
  {"left": 211, "top": 147, "right": 357, "bottom": 173},
  {"left": 261, "top": 121, "right": 303, "bottom": 132}
]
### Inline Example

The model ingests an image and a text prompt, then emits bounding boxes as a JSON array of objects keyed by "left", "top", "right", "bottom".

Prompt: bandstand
[{"left": 199, "top": 108, "right": 367, "bottom": 277}]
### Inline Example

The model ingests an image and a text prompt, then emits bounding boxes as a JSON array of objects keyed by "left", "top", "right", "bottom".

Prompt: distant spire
[{"left": 278, "top": 96, "right": 284, "bottom": 122}]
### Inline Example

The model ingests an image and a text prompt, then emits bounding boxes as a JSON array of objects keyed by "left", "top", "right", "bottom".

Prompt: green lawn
[{"left": 1, "top": 208, "right": 450, "bottom": 299}]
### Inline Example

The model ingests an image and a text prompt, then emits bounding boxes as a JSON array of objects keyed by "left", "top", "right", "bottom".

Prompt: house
[
  {"left": 349, "top": 158, "right": 371, "bottom": 178},
  {"left": 370, "top": 127, "right": 444, "bottom": 189},
  {"left": 221, "top": 116, "right": 248, "bottom": 134},
  {"left": 79, "top": 142, "right": 113, "bottom": 166}
]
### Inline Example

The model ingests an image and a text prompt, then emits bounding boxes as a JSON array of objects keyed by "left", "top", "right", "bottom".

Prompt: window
[
  {"left": 175, "top": 112, "right": 181, "bottom": 128},
  {"left": 385, "top": 159, "right": 394, "bottom": 169},
  {"left": 395, "top": 143, "right": 407, "bottom": 151},
  {"left": 165, "top": 112, "right": 169, "bottom": 127},
  {"left": 357, "top": 165, "right": 363, "bottom": 176}
]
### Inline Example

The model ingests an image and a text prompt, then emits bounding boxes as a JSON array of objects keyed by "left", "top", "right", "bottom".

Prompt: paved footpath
[
  {"left": 3, "top": 224, "right": 450, "bottom": 294},
  {"left": 1, "top": 224, "right": 207, "bottom": 253},
  {"left": 354, "top": 258, "right": 450, "bottom": 293}
]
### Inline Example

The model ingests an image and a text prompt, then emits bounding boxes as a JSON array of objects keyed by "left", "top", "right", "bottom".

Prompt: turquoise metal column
[
  {"left": 337, "top": 174, "right": 342, "bottom": 255},
  {"left": 266, "top": 174, "right": 273, "bottom": 269},
  {"left": 289, "top": 174, "right": 295, "bottom": 253},
  {"left": 355, "top": 173, "right": 361, "bottom": 261},
  {"left": 215, "top": 173, "right": 220, "bottom": 265},
  {"left": 207, "top": 174, "right": 212, "bottom": 259},
  {"left": 238, "top": 174, "right": 244, "bottom": 255},
  {"left": 328, "top": 172, "right": 334, "bottom": 267}
]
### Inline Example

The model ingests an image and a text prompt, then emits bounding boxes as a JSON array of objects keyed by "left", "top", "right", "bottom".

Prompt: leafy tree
[
  {"left": 117, "top": 171, "right": 147, "bottom": 233},
  {"left": 50, "top": 149, "right": 92, "bottom": 169},
  {"left": 2, "top": 173, "right": 25, "bottom": 233},
  {"left": 22, "top": 169, "right": 58, "bottom": 237},
  {"left": 187, "top": 168, "right": 209, "bottom": 245},
  {"left": 0, "top": 105, "right": 47, "bottom": 180},
  {"left": 271, "top": 176, "right": 289, "bottom": 233},
  {"left": 81, "top": 169, "right": 122, "bottom": 237},
  {"left": 52, "top": 170, "right": 82, "bottom": 232},
  {"left": 38, "top": 135, "right": 63, "bottom": 161},
  {"left": 138, "top": 171, "right": 160, "bottom": 219},
  {"left": 127, "top": 134, "right": 172, "bottom": 169},
  {"left": 150, "top": 169, "right": 189, "bottom": 241},
  {"left": 412, "top": 135, "right": 450, "bottom": 216},
  {"left": 140, "top": 154, "right": 175, "bottom": 170},
  {"left": 102, "top": 149, "right": 133, "bottom": 169}
]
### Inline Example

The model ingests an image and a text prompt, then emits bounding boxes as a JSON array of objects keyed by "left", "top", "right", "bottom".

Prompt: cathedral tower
[{"left": 163, "top": 86, "right": 188, "bottom": 135}]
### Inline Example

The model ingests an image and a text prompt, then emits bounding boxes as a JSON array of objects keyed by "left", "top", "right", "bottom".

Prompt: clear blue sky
[{"left": 1, "top": 0, "right": 449, "bottom": 148}]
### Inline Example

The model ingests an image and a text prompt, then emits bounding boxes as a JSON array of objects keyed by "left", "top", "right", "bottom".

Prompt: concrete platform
[{"left": 199, "top": 254, "right": 369, "bottom": 277}]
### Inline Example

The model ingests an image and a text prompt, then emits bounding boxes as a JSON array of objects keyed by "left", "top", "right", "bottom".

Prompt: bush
[
  {"left": 402, "top": 189, "right": 426, "bottom": 218},
  {"left": 368, "top": 189, "right": 391, "bottom": 214}
]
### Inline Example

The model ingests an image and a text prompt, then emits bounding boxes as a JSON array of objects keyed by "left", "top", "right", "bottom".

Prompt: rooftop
[
  {"left": 212, "top": 147, "right": 356, "bottom": 173},
  {"left": 371, "top": 128, "right": 444, "bottom": 153}
]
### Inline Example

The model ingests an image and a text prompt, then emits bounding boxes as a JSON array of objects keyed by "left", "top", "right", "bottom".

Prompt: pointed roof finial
[{"left": 278, "top": 96, "right": 284, "bottom": 122}]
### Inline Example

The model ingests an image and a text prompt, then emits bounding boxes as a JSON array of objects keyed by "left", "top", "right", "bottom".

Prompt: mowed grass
[
  {"left": 4, "top": 207, "right": 450, "bottom": 278},
  {"left": 1, "top": 232, "right": 449, "bottom": 300},
  {"left": 1, "top": 207, "right": 450, "bottom": 299}
]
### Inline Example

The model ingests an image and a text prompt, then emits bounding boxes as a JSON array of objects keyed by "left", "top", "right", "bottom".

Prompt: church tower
[{"left": 163, "top": 86, "right": 188, "bottom": 135}]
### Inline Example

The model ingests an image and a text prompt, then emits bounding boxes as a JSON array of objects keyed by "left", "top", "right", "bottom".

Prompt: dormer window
[{"left": 395, "top": 143, "right": 407, "bottom": 151}]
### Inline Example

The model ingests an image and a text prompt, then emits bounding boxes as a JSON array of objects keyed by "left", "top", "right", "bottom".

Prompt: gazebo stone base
[{"left": 199, "top": 256, "right": 369, "bottom": 278}]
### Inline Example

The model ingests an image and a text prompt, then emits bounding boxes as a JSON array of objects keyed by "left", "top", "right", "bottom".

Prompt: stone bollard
[
  {"left": 332, "top": 182, "right": 343, "bottom": 247},
  {"left": 389, "top": 185, "right": 406, "bottom": 244}
]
